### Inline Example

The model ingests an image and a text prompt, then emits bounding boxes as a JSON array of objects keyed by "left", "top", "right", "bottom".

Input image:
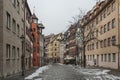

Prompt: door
[{"left": 97, "top": 55, "right": 99, "bottom": 66}]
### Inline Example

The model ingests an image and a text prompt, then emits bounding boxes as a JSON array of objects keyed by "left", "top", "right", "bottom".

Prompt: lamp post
[
  {"left": 20, "top": 35, "right": 25, "bottom": 76},
  {"left": 111, "top": 38, "right": 120, "bottom": 71},
  {"left": 38, "top": 23, "right": 45, "bottom": 33}
]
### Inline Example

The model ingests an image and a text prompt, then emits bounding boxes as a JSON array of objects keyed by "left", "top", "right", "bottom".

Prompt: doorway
[{"left": 97, "top": 55, "right": 99, "bottom": 66}]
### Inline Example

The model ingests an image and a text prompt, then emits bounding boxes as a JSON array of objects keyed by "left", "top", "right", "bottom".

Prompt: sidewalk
[
  {"left": 86, "top": 65, "right": 120, "bottom": 77},
  {"left": 4, "top": 68, "right": 37, "bottom": 80}
]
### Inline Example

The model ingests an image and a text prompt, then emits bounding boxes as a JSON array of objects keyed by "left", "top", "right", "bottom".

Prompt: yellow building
[
  {"left": 81, "top": 0, "right": 120, "bottom": 70},
  {"left": 48, "top": 34, "right": 61, "bottom": 63}
]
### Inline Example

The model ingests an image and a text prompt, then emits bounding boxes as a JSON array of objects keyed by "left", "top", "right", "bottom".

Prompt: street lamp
[
  {"left": 111, "top": 38, "right": 120, "bottom": 71},
  {"left": 20, "top": 35, "right": 25, "bottom": 76},
  {"left": 38, "top": 23, "right": 45, "bottom": 33}
]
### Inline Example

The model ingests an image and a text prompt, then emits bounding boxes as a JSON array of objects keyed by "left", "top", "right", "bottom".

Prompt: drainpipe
[{"left": 118, "top": 0, "right": 120, "bottom": 71}]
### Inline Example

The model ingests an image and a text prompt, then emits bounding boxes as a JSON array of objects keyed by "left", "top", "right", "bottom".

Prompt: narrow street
[
  {"left": 42, "top": 64, "right": 84, "bottom": 80},
  {"left": 25, "top": 64, "right": 120, "bottom": 80}
]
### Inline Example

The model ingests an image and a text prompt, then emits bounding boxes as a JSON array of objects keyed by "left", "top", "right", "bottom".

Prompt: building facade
[
  {"left": 25, "top": 1, "right": 33, "bottom": 70},
  {"left": 44, "top": 34, "right": 54, "bottom": 64},
  {"left": 59, "top": 33, "right": 65, "bottom": 64},
  {"left": 31, "top": 14, "right": 45, "bottom": 67},
  {"left": 81, "top": 0, "right": 120, "bottom": 70},
  {"left": 64, "top": 24, "right": 77, "bottom": 64},
  {"left": 48, "top": 34, "right": 61, "bottom": 63},
  {"left": 31, "top": 13, "right": 39, "bottom": 67},
  {"left": 0, "top": 0, "right": 25, "bottom": 77},
  {"left": 38, "top": 32, "right": 45, "bottom": 66}
]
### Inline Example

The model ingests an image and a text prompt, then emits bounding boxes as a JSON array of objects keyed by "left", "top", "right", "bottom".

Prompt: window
[
  {"left": 55, "top": 43, "right": 57, "bottom": 46},
  {"left": 107, "top": 22, "right": 111, "bottom": 31},
  {"left": 11, "top": 0, "right": 16, "bottom": 7},
  {"left": 104, "top": 54, "right": 107, "bottom": 62},
  {"left": 90, "top": 55, "right": 92, "bottom": 61},
  {"left": 17, "top": 24, "right": 20, "bottom": 37},
  {"left": 108, "top": 37, "right": 111, "bottom": 46},
  {"left": 87, "top": 45, "right": 89, "bottom": 51},
  {"left": 112, "top": 1, "right": 115, "bottom": 11},
  {"left": 89, "top": 44, "right": 92, "bottom": 50},
  {"left": 92, "top": 43, "right": 94, "bottom": 50},
  {"left": 101, "top": 54, "right": 103, "bottom": 62},
  {"left": 88, "top": 55, "right": 89, "bottom": 60},
  {"left": 108, "top": 53, "right": 111, "bottom": 62},
  {"left": 17, "top": 48, "right": 19, "bottom": 59},
  {"left": 55, "top": 48, "right": 57, "bottom": 51},
  {"left": 100, "top": 27, "right": 103, "bottom": 34},
  {"left": 104, "top": 39, "right": 106, "bottom": 47},
  {"left": 96, "top": 29, "right": 98, "bottom": 37},
  {"left": 107, "top": 6, "right": 110, "bottom": 15},
  {"left": 96, "top": 42, "right": 98, "bottom": 49},
  {"left": 55, "top": 53, "right": 56, "bottom": 56},
  {"left": 6, "top": 44, "right": 10, "bottom": 59},
  {"left": 12, "top": 46, "right": 15, "bottom": 59},
  {"left": 112, "top": 53, "right": 116, "bottom": 62},
  {"left": 17, "top": 0, "right": 20, "bottom": 13},
  {"left": 6, "top": 12, "right": 11, "bottom": 29},
  {"left": 21, "top": 0, "right": 24, "bottom": 10},
  {"left": 22, "top": 19, "right": 24, "bottom": 30},
  {"left": 12, "top": 19, "right": 16, "bottom": 33},
  {"left": 100, "top": 14, "right": 102, "bottom": 21},
  {"left": 103, "top": 9, "right": 106, "bottom": 18},
  {"left": 112, "top": 36, "right": 116, "bottom": 45},
  {"left": 112, "top": 18, "right": 116, "bottom": 28},
  {"left": 96, "top": 17, "right": 98, "bottom": 25},
  {"left": 104, "top": 24, "right": 106, "bottom": 33},
  {"left": 100, "top": 40, "right": 103, "bottom": 48},
  {"left": 93, "top": 55, "right": 94, "bottom": 60}
]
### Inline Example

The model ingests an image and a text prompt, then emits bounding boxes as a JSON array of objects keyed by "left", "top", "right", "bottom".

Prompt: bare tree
[{"left": 76, "top": 18, "right": 102, "bottom": 67}]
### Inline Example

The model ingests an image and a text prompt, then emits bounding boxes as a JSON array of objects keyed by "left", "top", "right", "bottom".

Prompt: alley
[{"left": 25, "top": 64, "right": 120, "bottom": 80}]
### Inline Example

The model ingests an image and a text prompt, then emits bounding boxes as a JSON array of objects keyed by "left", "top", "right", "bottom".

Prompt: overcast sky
[{"left": 28, "top": 0, "right": 97, "bottom": 36}]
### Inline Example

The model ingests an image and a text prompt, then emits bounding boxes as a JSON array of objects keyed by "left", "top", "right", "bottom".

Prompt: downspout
[{"left": 118, "top": 0, "right": 120, "bottom": 71}]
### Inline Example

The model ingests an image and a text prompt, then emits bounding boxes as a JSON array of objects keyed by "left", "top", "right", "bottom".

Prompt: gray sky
[{"left": 28, "top": 0, "right": 97, "bottom": 35}]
